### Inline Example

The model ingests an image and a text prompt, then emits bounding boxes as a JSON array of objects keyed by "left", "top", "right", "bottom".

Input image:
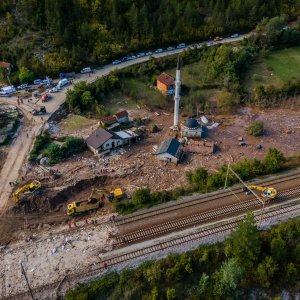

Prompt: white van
[
  {"left": 80, "top": 67, "right": 92, "bottom": 74},
  {"left": 0, "top": 86, "right": 16, "bottom": 95},
  {"left": 57, "top": 78, "right": 69, "bottom": 89}
]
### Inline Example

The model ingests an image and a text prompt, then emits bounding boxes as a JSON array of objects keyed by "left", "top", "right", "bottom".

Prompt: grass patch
[
  {"left": 243, "top": 46, "right": 300, "bottom": 91},
  {"left": 61, "top": 115, "right": 97, "bottom": 132}
]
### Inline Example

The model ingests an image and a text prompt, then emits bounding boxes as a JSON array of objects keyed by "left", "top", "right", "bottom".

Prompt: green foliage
[
  {"left": 30, "top": 134, "right": 86, "bottom": 165},
  {"left": 66, "top": 217, "right": 300, "bottom": 299},
  {"left": 256, "top": 256, "right": 278, "bottom": 288},
  {"left": 18, "top": 66, "right": 34, "bottom": 83},
  {"left": 212, "top": 258, "right": 243, "bottom": 299},
  {"left": 216, "top": 91, "right": 240, "bottom": 113},
  {"left": 270, "top": 237, "right": 286, "bottom": 262},
  {"left": 29, "top": 130, "right": 51, "bottom": 161},
  {"left": 246, "top": 121, "right": 264, "bottom": 136},
  {"left": 166, "top": 288, "right": 176, "bottom": 300},
  {"left": 225, "top": 214, "right": 261, "bottom": 270},
  {"left": 132, "top": 188, "right": 151, "bottom": 207}
]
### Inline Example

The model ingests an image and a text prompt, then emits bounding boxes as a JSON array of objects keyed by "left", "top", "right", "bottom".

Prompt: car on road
[
  {"left": 17, "top": 83, "right": 29, "bottom": 90},
  {"left": 154, "top": 48, "right": 163, "bottom": 53},
  {"left": 47, "top": 87, "right": 58, "bottom": 93},
  {"left": 167, "top": 46, "right": 175, "bottom": 51},
  {"left": 112, "top": 60, "right": 121, "bottom": 65},
  {"left": 80, "top": 67, "right": 92, "bottom": 74},
  {"left": 33, "top": 79, "right": 42, "bottom": 85},
  {"left": 231, "top": 33, "right": 239, "bottom": 38},
  {"left": 213, "top": 36, "right": 223, "bottom": 41},
  {"left": 146, "top": 51, "right": 153, "bottom": 56},
  {"left": 137, "top": 52, "right": 145, "bottom": 58},
  {"left": 177, "top": 43, "right": 186, "bottom": 49}
]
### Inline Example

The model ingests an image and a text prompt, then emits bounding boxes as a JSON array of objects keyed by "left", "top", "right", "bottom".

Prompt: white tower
[{"left": 173, "top": 56, "right": 181, "bottom": 129}]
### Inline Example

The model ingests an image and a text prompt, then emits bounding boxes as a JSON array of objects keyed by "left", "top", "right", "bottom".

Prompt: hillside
[{"left": 0, "top": 0, "right": 299, "bottom": 78}]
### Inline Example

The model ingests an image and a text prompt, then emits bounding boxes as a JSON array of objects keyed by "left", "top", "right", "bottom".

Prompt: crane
[
  {"left": 13, "top": 180, "right": 42, "bottom": 204},
  {"left": 243, "top": 185, "right": 277, "bottom": 200}
]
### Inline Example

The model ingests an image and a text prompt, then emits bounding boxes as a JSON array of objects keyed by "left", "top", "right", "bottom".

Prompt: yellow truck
[
  {"left": 67, "top": 198, "right": 103, "bottom": 216},
  {"left": 13, "top": 180, "right": 42, "bottom": 204}
]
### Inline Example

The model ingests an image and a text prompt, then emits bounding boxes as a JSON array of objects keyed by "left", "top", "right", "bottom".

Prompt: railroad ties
[{"left": 113, "top": 186, "right": 300, "bottom": 248}]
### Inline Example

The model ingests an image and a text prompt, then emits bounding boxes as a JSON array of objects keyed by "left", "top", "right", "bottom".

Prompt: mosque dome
[{"left": 183, "top": 117, "right": 199, "bottom": 129}]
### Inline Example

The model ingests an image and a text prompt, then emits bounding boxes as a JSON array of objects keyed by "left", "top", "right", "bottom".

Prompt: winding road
[{"left": 0, "top": 34, "right": 249, "bottom": 213}]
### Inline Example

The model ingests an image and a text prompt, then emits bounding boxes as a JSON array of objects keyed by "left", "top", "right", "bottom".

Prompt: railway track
[
  {"left": 115, "top": 171, "right": 300, "bottom": 226},
  {"left": 5, "top": 199, "right": 300, "bottom": 300},
  {"left": 113, "top": 186, "right": 300, "bottom": 247}
]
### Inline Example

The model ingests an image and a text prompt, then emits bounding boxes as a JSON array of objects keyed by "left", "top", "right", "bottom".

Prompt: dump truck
[
  {"left": 13, "top": 180, "right": 42, "bottom": 204},
  {"left": 243, "top": 185, "right": 277, "bottom": 200},
  {"left": 67, "top": 198, "right": 103, "bottom": 216}
]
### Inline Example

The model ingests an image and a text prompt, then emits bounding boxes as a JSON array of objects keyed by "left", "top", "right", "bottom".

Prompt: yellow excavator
[
  {"left": 13, "top": 180, "right": 42, "bottom": 204},
  {"left": 243, "top": 185, "right": 277, "bottom": 200}
]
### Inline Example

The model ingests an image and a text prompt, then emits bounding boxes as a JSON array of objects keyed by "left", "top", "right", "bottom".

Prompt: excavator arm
[{"left": 244, "top": 185, "right": 277, "bottom": 200}]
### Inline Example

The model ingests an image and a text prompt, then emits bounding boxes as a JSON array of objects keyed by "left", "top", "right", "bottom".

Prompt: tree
[
  {"left": 132, "top": 188, "right": 151, "bottom": 207},
  {"left": 216, "top": 91, "right": 239, "bottom": 113},
  {"left": 270, "top": 237, "right": 286, "bottom": 262},
  {"left": 285, "top": 262, "right": 297, "bottom": 285},
  {"left": 213, "top": 258, "right": 243, "bottom": 298},
  {"left": 186, "top": 168, "right": 208, "bottom": 191},
  {"left": 263, "top": 148, "right": 285, "bottom": 173},
  {"left": 198, "top": 273, "right": 209, "bottom": 294},
  {"left": 246, "top": 121, "right": 264, "bottom": 136},
  {"left": 18, "top": 66, "right": 34, "bottom": 83},
  {"left": 256, "top": 256, "right": 278, "bottom": 288},
  {"left": 225, "top": 213, "right": 261, "bottom": 270},
  {"left": 166, "top": 288, "right": 176, "bottom": 300},
  {"left": 81, "top": 91, "right": 94, "bottom": 110}
]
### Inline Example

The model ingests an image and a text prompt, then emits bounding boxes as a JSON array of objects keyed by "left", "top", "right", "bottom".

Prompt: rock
[
  {"left": 40, "top": 157, "right": 49, "bottom": 165},
  {"left": 239, "top": 141, "right": 247, "bottom": 146},
  {"left": 238, "top": 137, "right": 243, "bottom": 141},
  {"left": 256, "top": 144, "right": 263, "bottom": 150}
]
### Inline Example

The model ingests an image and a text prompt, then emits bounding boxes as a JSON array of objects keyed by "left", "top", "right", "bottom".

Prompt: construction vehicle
[
  {"left": 67, "top": 197, "right": 103, "bottom": 216},
  {"left": 243, "top": 185, "right": 277, "bottom": 200},
  {"left": 13, "top": 180, "right": 42, "bottom": 204},
  {"left": 94, "top": 188, "right": 125, "bottom": 201}
]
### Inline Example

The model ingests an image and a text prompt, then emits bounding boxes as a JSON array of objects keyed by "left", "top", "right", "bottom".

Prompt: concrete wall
[
  {"left": 181, "top": 129, "right": 202, "bottom": 138},
  {"left": 156, "top": 153, "right": 178, "bottom": 164}
]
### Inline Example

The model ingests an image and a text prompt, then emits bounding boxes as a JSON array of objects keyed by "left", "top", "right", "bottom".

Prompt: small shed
[
  {"left": 114, "top": 110, "right": 129, "bottom": 124},
  {"left": 100, "top": 115, "right": 117, "bottom": 127},
  {"left": 156, "top": 138, "right": 183, "bottom": 164}
]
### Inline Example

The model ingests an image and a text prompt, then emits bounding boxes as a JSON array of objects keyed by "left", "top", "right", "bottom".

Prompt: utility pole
[{"left": 20, "top": 262, "right": 35, "bottom": 300}]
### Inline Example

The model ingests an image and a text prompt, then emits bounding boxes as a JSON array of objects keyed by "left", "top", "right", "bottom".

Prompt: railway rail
[
  {"left": 115, "top": 171, "right": 300, "bottom": 226},
  {"left": 113, "top": 186, "right": 300, "bottom": 247},
  {"left": 5, "top": 199, "right": 300, "bottom": 300}
]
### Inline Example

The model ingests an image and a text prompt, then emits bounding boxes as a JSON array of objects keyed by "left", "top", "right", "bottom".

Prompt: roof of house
[
  {"left": 115, "top": 110, "right": 128, "bottom": 119},
  {"left": 101, "top": 115, "right": 117, "bottom": 125},
  {"left": 183, "top": 117, "right": 200, "bottom": 129},
  {"left": 0, "top": 61, "right": 11, "bottom": 69},
  {"left": 86, "top": 128, "right": 113, "bottom": 149},
  {"left": 156, "top": 138, "right": 182, "bottom": 157},
  {"left": 157, "top": 72, "right": 175, "bottom": 86}
]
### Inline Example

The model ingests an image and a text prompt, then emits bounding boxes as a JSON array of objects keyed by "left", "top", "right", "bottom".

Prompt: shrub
[
  {"left": 149, "top": 124, "right": 159, "bottom": 133},
  {"left": 246, "top": 121, "right": 264, "bottom": 136}
]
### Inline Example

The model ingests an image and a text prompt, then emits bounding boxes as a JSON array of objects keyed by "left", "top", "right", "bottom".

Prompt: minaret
[{"left": 173, "top": 56, "right": 181, "bottom": 129}]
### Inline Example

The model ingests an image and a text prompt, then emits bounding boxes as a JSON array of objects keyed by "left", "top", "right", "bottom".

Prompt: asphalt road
[{"left": 0, "top": 33, "right": 250, "bottom": 212}]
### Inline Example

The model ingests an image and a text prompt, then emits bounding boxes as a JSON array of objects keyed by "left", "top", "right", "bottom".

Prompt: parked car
[
  {"left": 146, "top": 51, "right": 153, "bottom": 56},
  {"left": 33, "top": 79, "right": 42, "bottom": 85},
  {"left": 57, "top": 78, "right": 69, "bottom": 88},
  {"left": 42, "top": 78, "right": 53, "bottom": 85},
  {"left": 0, "top": 86, "right": 16, "bottom": 95},
  {"left": 167, "top": 46, "right": 175, "bottom": 51},
  {"left": 137, "top": 52, "right": 145, "bottom": 58},
  {"left": 177, "top": 43, "right": 186, "bottom": 49},
  {"left": 17, "top": 83, "right": 29, "bottom": 90},
  {"left": 47, "top": 87, "right": 58, "bottom": 93},
  {"left": 80, "top": 67, "right": 92, "bottom": 74},
  {"left": 213, "top": 36, "right": 223, "bottom": 41},
  {"left": 231, "top": 33, "right": 239, "bottom": 38},
  {"left": 131, "top": 55, "right": 137, "bottom": 59},
  {"left": 112, "top": 60, "right": 121, "bottom": 65},
  {"left": 59, "top": 72, "right": 75, "bottom": 79},
  {"left": 154, "top": 48, "right": 163, "bottom": 53},
  {"left": 41, "top": 94, "right": 49, "bottom": 102}
]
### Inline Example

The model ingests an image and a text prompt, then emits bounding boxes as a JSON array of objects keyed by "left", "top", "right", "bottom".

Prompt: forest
[
  {"left": 0, "top": 0, "right": 299, "bottom": 77},
  {"left": 66, "top": 214, "right": 300, "bottom": 299}
]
